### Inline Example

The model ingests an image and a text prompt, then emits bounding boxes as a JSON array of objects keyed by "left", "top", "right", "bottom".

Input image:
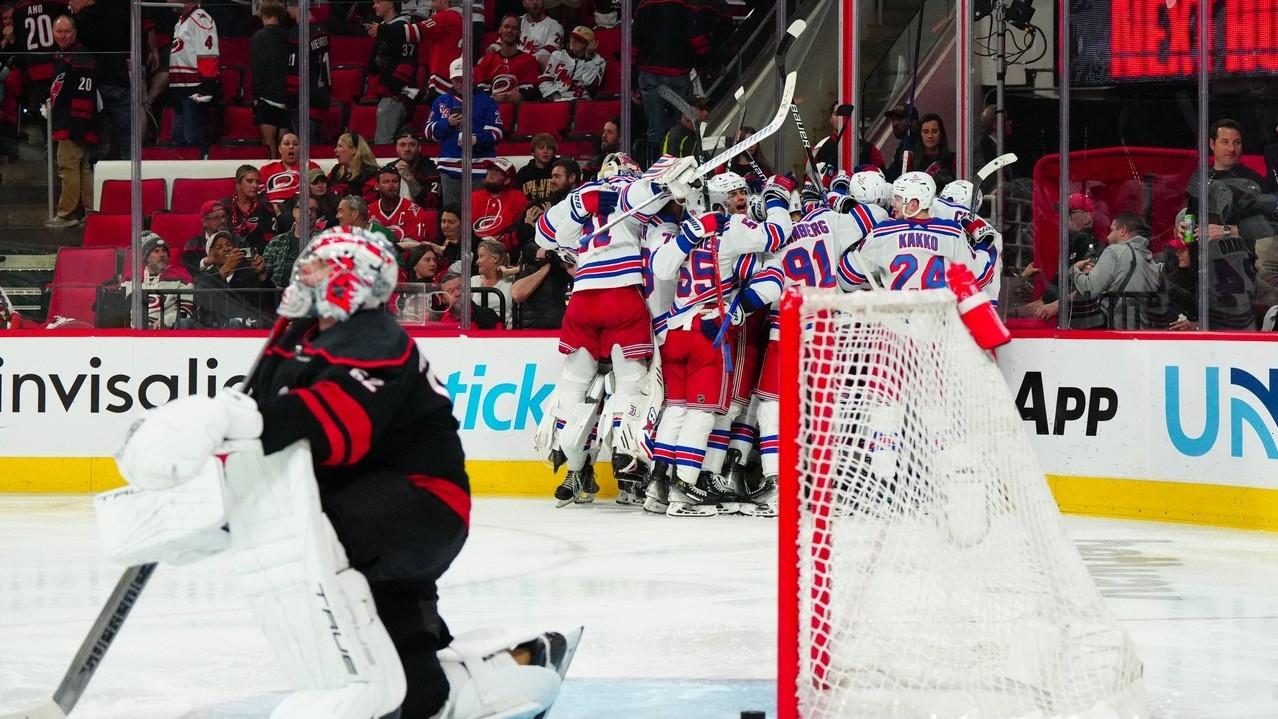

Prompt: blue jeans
[
  {"left": 172, "top": 95, "right": 210, "bottom": 156},
  {"left": 98, "top": 84, "right": 132, "bottom": 160},
  {"left": 638, "top": 71, "right": 691, "bottom": 147}
]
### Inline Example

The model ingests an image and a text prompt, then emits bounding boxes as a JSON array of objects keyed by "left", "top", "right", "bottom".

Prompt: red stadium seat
[
  {"left": 330, "top": 67, "right": 366, "bottom": 104},
  {"left": 81, "top": 214, "right": 134, "bottom": 247},
  {"left": 207, "top": 145, "right": 267, "bottom": 160},
  {"left": 599, "top": 59, "right": 621, "bottom": 97},
  {"left": 142, "top": 147, "right": 202, "bottom": 161},
  {"left": 362, "top": 75, "right": 385, "bottom": 103},
  {"left": 220, "top": 106, "right": 259, "bottom": 143},
  {"left": 318, "top": 105, "right": 345, "bottom": 144},
  {"left": 497, "top": 102, "right": 516, "bottom": 134},
  {"left": 329, "top": 36, "right": 374, "bottom": 66},
  {"left": 348, "top": 105, "right": 378, "bottom": 140},
  {"left": 241, "top": 68, "right": 254, "bottom": 104},
  {"left": 219, "top": 67, "right": 242, "bottom": 105},
  {"left": 514, "top": 102, "right": 571, "bottom": 138},
  {"left": 220, "top": 37, "right": 250, "bottom": 67},
  {"left": 571, "top": 99, "right": 618, "bottom": 137},
  {"left": 170, "top": 177, "right": 235, "bottom": 213},
  {"left": 594, "top": 28, "right": 621, "bottom": 62},
  {"left": 98, "top": 178, "right": 167, "bottom": 216},
  {"left": 411, "top": 104, "right": 430, "bottom": 132},
  {"left": 52, "top": 247, "right": 120, "bottom": 285},
  {"left": 156, "top": 107, "right": 176, "bottom": 145},
  {"left": 46, "top": 285, "right": 104, "bottom": 327},
  {"left": 150, "top": 212, "right": 204, "bottom": 247}
]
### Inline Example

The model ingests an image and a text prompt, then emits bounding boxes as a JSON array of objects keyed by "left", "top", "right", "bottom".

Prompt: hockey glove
[
  {"left": 115, "top": 390, "right": 262, "bottom": 491},
  {"left": 760, "top": 175, "right": 797, "bottom": 212},
  {"left": 572, "top": 186, "right": 619, "bottom": 220},
  {"left": 829, "top": 171, "right": 852, "bottom": 197},
  {"left": 800, "top": 182, "right": 825, "bottom": 210},
  {"left": 675, "top": 211, "right": 730, "bottom": 253},
  {"left": 829, "top": 194, "right": 856, "bottom": 215}
]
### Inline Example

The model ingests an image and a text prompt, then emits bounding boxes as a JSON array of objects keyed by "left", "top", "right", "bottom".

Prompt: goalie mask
[
  {"left": 597, "top": 152, "right": 641, "bottom": 181},
  {"left": 281, "top": 226, "right": 399, "bottom": 321},
  {"left": 939, "top": 179, "right": 982, "bottom": 212},
  {"left": 706, "top": 171, "right": 749, "bottom": 213},
  {"left": 892, "top": 171, "right": 936, "bottom": 219}
]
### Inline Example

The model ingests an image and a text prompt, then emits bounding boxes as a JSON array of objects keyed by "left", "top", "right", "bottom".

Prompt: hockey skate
[
  {"left": 666, "top": 478, "right": 719, "bottom": 517},
  {"left": 575, "top": 465, "right": 600, "bottom": 504},
  {"left": 734, "top": 474, "right": 778, "bottom": 518},
  {"left": 554, "top": 468, "right": 598, "bottom": 508},
  {"left": 612, "top": 454, "right": 646, "bottom": 507},
  {"left": 642, "top": 461, "right": 671, "bottom": 514}
]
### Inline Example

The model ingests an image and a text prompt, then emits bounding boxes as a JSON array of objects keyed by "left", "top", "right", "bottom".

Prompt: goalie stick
[{"left": 0, "top": 318, "right": 291, "bottom": 719}]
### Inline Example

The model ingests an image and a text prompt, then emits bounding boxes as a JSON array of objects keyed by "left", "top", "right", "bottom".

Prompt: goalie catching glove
[{"left": 114, "top": 389, "right": 263, "bottom": 490}]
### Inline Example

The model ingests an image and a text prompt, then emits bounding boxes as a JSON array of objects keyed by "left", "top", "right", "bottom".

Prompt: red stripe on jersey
[
  {"left": 307, "top": 341, "right": 414, "bottom": 369},
  {"left": 311, "top": 380, "right": 373, "bottom": 464},
  {"left": 407, "top": 474, "right": 472, "bottom": 527},
  {"left": 294, "top": 387, "right": 346, "bottom": 464}
]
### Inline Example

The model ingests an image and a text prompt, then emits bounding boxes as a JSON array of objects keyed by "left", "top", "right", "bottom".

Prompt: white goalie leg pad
[
  {"left": 939, "top": 443, "right": 990, "bottom": 547},
  {"left": 757, "top": 399, "right": 780, "bottom": 479},
  {"left": 222, "top": 440, "right": 406, "bottom": 719},
  {"left": 94, "top": 455, "right": 231, "bottom": 566},
  {"left": 553, "top": 350, "right": 600, "bottom": 470},
  {"left": 434, "top": 630, "right": 564, "bottom": 719},
  {"left": 559, "top": 374, "right": 606, "bottom": 473},
  {"left": 607, "top": 345, "right": 660, "bottom": 469}
]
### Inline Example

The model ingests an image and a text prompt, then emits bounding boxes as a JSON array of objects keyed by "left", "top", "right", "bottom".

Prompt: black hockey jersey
[
  {"left": 254, "top": 310, "right": 471, "bottom": 525},
  {"left": 287, "top": 26, "right": 331, "bottom": 112},
  {"left": 369, "top": 14, "right": 419, "bottom": 95},
  {"left": 13, "top": 0, "right": 68, "bottom": 82},
  {"left": 49, "top": 41, "right": 98, "bottom": 143}
]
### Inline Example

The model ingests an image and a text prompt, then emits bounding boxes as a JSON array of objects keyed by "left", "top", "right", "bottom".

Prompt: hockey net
[{"left": 777, "top": 287, "right": 1146, "bottom": 719}]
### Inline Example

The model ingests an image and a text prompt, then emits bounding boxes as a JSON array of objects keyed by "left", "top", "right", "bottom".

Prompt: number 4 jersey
[{"left": 838, "top": 216, "right": 981, "bottom": 292}]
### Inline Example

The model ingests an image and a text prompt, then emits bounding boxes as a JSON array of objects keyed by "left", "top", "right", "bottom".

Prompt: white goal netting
[{"left": 783, "top": 288, "right": 1146, "bottom": 719}]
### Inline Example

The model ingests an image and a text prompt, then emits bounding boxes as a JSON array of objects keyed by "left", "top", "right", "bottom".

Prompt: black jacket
[
  {"left": 251, "top": 24, "right": 291, "bottom": 107},
  {"left": 50, "top": 42, "right": 99, "bottom": 143}
]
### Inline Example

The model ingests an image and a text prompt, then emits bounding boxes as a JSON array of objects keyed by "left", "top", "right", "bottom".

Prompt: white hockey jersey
[
  {"left": 749, "top": 204, "right": 879, "bottom": 340},
  {"left": 169, "top": 7, "right": 219, "bottom": 89},
  {"left": 520, "top": 14, "right": 563, "bottom": 67},
  {"left": 652, "top": 205, "right": 792, "bottom": 335},
  {"left": 929, "top": 197, "right": 1002, "bottom": 304},
  {"left": 538, "top": 49, "right": 606, "bottom": 100},
  {"left": 837, "top": 216, "right": 981, "bottom": 291}
]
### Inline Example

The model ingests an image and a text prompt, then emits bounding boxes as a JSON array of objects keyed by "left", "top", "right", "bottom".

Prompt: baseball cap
[
  {"left": 395, "top": 128, "right": 421, "bottom": 143},
  {"left": 205, "top": 230, "right": 232, "bottom": 256},
  {"left": 201, "top": 200, "right": 225, "bottom": 218},
  {"left": 885, "top": 103, "right": 918, "bottom": 119},
  {"left": 449, "top": 57, "right": 465, "bottom": 79},
  {"left": 307, "top": 168, "right": 327, "bottom": 184},
  {"left": 487, "top": 157, "right": 516, "bottom": 181},
  {"left": 1068, "top": 192, "right": 1095, "bottom": 212},
  {"left": 570, "top": 26, "right": 595, "bottom": 45}
]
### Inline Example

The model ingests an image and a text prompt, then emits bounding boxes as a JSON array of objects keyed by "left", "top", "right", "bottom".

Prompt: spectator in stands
[
  {"left": 1265, "top": 111, "right": 1278, "bottom": 193},
  {"left": 335, "top": 194, "right": 397, "bottom": 245},
  {"left": 68, "top": 0, "right": 129, "bottom": 160},
  {"left": 511, "top": 242, "right": 571, "bottom": 329},
  {"left": 6, "top": 0, "right": 63, "bottom": 150},
  {"left": 1071, "top": 212, "right": 1163, "bottom": 329},
  {"left": 285, "top": 0, "right": 331, "bottom": 144},
  {"left": 977, "top": 104, "right": 1016, "bottom": 188},
  {"left": 393, "top": 129, "right": 441, "bottom": 209},
  {"left": 519, "top": 0, "right": 563, "bottom": 69},
  {"left": 260, "top": 130, "right": 323, "bottom": 207},
  {"left": 661, "top": 97, "right": 707, "bottom": 158},
  {"left": 45, "top": 14, "right": 96, "bottom": 229},
  {"left": 885, "top": 102, "right": 920, "bottom": 181},
  {"left": 437, "top": 271, "right": 501, "bottom": 328},
  {"left": 472, "top": 157, "right": 528, "bottom": 253},
  {"left": 404, "top": 0, "right": 463, "bottom": 98},
  {"left": 225, "top": 164, "right": 276, "bottom": 253},
  {"left": 121, "top": 233, "right": 196, "bottom": 329},
  {"left": 371, "top": 164, "right": 432, "bottom": 244},
  {"left": 1023, "top": 192, "right": 1102, "bottom": 324},
  {"left": 814, "top": 102, "right": 883, "bottom": 173},
  {"left": 583, "top": 116, "right": 619, "bottom": 180},
  {"left": 427, "top": 57, "right": 503, "bottom": 207},
  {"left": 307, "top": 168, "right": 339, "bottom": 226},
  {"left": 262, "top": 194, "right": 320, "bottom": 287},
  {"left": 251, "top": 0, "right": 292, "bottom": 158},
  {"left": 472, "top": 237, "right": 516, "bottom": 325},
  {"left": 549, "top": 157, "right": 581, "bottom": 199},
  {"left": 634, "top": 0, "right": 707, "bottom": 148},
  {"left": 477, "top": 14, "right": 543, "bottom": 103},
  {"left": 329, "top": 131, "right": 380, "bottom": 204},
  {"left": 517, "top": 133, "right": 558, "bottom": 204},
  {"left": 592, "top": 0, "right": 620, "bottom": 27},
  {"left": 538, "top": 25, "right": 605, "bottom": 101},
  {"left": 365, "top": 0, "right": 420, "bottom": 144},
  {"left": 407, "top": 243, "right": 441, "bottom": 283},
  {"left": 724, "top": 125, "right": 774, "bottom": 191},
  {"left": 426, "top": 204, "right": 464, "bottom": 274},
  {"left": 183, "top": 200, "right": 229, "bottom": 273},
  {"left": 194, "top": 230, "right": 275, "bottom": 328},
  {"left": 168, "top": 0, "right": 221, "bottom": 157},
  {"left": 916, "top": 113, "right": 956, "bottom": 189},
  {"left": 1161, "top": 233, "right": 1199, "bottom": 331}
]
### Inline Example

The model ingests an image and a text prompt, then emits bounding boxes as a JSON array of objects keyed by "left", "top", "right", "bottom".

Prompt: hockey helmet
[
  {"left": 706, "top": 171, "right": 749, "bottom": 213},
  {"left": 284, "top": 226, "right": 400, "bottom": 321},
  {"left": 938, "top": 179, "right": 982, "bottom": 212},
  {"left": 597, "top": 152, "right": 641, "bottom": 181},
  {"left": 847, "top": 170, "right": 891, "bottom": 210},
  {"left": 892, "top": 171, "right": 936, "bottom": 218}
]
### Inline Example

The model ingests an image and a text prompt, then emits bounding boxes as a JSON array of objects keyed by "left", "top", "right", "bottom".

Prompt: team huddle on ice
[{"left": 535, "top": 152, "right": 1003, "bottom": 517}]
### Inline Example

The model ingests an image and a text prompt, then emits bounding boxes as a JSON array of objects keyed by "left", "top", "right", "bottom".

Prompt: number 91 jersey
[{"left": 837, "top": 217, "right": 980, "bottom": 292}]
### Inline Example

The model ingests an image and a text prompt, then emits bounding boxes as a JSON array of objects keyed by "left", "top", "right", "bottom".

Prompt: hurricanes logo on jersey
[
  {"left": 266, "top": 171, "right": 301, "bottom": 198},
  {"left": 49, "top": 72, "right": 65, "bottom": 101},
  {"left": 488, "top": 74, "right": 518, "bottom": 97}
]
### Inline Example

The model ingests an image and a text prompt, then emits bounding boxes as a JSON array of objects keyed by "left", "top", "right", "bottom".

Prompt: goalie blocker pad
[{"left": 222, "top": 440, "right": 407, "bottom": 719}]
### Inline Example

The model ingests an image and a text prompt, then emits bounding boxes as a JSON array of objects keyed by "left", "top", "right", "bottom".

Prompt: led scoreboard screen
[{"left": 1071, "top": 0, "right": 1278, "bottom": 84}]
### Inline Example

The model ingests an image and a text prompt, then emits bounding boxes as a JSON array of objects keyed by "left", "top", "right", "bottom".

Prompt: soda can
[{"left": 1182, "top": 213, "right": 1196, "bottom": 245}]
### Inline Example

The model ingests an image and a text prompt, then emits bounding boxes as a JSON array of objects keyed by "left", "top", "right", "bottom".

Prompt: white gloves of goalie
[
  {"left": 115, "top": 389, "right": 263, "bottom": 491},
  {"left": 656, "top": 155, "right": 700, "bottom": 201}
]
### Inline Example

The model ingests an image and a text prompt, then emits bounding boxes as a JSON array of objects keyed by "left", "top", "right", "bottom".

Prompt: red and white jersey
[
  {"left": 370, "top": 196, "right": 431, "bottom": 242},
  {"left": 259, "top": 159, "right": 322, "bottom": 205},
  {"left": 929, "top": 197, "right": 1002, "bottom": 303},
  {"left": 474, "top": 49, "right": 541, "bottom": 97},
  {"left": 652, "top": 205, "right": 793, "bottom": 333},
  {"left": 538, "top": 49, "right": 606, "bottom": 101},
  {"left": 837, "top": 216, "right": 980, "bottom": 292},
  {"left": 169, "top": 7, "right": 219, "bottom": 89},
  {"left": 520, "top": 14, "right": 563, "bottom": 66}
]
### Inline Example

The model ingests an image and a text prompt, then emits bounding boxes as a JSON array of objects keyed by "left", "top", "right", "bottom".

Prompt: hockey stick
[
  {"left": 811, "top": 103, "right": 855, "bottom": 164},
  {"left": 0, "top": 318, "right": 291, "bottom": 719},
  {"left": 788, "top": 102, "right": 829, "bottom": 200},
  {"left": 657, "top": 84, "right": 708, "bottom": 162},
  {"left": 975, "top": 152, "right": 1017, "bottom": 182},
  {"left": 732, "top": 86, "right": 769, "bottom": 183},
  {"left": 576, "top": 71, "right": 798, "bottom": 246}
]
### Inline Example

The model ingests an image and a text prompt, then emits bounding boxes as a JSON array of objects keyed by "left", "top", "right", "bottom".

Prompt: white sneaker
[{"left": 45, "top": 214, "right": 80, "bottom": 228}]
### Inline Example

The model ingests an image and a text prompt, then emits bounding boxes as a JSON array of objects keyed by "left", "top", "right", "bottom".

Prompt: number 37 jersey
[{"left": 837, "top": 217, "right": 980, "bottom": 291}]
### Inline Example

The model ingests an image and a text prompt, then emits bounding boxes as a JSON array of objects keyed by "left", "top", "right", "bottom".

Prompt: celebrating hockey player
[
  {"left": 932, "top": 179, "right": 1002, "bottom": 303},
  {"left": 106, "top": 227, "right": 579, "bottom": 719}
]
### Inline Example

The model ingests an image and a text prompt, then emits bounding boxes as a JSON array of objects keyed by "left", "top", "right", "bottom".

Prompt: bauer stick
[
  {"left": 974, "top": 152, "right": 1017, "bottom": 183},
  {"left": 1, "top": 317, "right": 291, "bottom": 719}
]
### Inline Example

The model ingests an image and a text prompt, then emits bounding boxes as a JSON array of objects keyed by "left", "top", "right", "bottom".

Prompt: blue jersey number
[
  {"left": 888, "top": 254, "right": 947, "bottom": 290},
  {"left": 677, "top": 249, "right": 717, "bottom": 298},
  {"left": 783, "top": 242, "right": 835, "bottom": 288}
]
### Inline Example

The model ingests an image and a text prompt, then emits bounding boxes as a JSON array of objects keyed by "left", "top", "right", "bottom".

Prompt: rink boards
[{"left": 0, "top": 330, "right": 1276, "bottom": 529}]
